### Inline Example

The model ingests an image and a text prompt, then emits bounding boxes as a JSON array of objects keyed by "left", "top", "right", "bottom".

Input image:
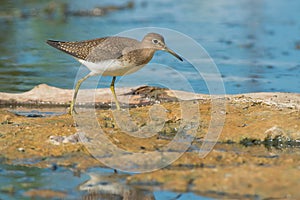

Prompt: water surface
[
  {"left": 0, "top": 164, "right": 212, "bottom": 200},
  {"left": 0, "top": 0, "right": 299, "bottom": 94}
]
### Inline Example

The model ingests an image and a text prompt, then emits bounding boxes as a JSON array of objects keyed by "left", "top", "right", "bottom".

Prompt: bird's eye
[{"left": 152, "top": 39, "right": 159, "bottom": 44}]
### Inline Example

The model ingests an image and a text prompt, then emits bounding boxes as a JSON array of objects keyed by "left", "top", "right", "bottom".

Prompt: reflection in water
[
  {"left": 0, "top": 164, "right": 156, "bottom": 199},
  {"left": 79, "top": 172, "right": 155, "bottom": 200}
]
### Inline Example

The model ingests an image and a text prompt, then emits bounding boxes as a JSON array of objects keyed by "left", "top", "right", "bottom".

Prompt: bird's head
[{"left": 142, "top": 33, "right": 183, "bottom": 61}]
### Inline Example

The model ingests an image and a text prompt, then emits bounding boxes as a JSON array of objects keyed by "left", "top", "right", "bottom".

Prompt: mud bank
[{"left": 0, "top": 85, "right": 299, "bottom": 199}]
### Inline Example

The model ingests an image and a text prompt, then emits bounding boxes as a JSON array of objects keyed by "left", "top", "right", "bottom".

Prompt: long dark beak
[{"left": 164, "top": 46, "right": 183, "bottom": 61}]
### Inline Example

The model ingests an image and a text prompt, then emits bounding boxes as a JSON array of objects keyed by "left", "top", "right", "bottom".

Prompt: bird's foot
[
  {"left": 68, "top": 109, "right": 78, "bottom": 115},
  {"left": 115, "top": 102, "right": 121, "bottom": 111},
  {"left": 68, "top": 104, "right": 78, "bottom": 115}
]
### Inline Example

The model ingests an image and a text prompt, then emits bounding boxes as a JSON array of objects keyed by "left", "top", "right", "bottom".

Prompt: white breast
[{"left": 78, "top": 59, "right": 146, "bottom": 76}]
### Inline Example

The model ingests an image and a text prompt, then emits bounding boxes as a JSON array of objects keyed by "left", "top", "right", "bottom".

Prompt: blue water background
[{"left": 0, "top": 0, "right": 299, "bottom": 94}]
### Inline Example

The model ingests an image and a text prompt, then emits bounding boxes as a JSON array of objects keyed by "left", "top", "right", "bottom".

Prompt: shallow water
[
  {"left": 0, "top": 164, "right": 212, "bottom": 200},
  {"left": 0, "top": 0, "right": 300, "bottom": 94},
  {"left": 0, "top": 143, "right": 299, "bottom": 199}
]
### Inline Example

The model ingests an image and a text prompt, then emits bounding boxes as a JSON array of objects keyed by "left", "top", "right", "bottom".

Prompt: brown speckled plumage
[
  {"left": 47, "top": 36, "right": 149, "bottom": 63},
  {"left": 46, "top": 33, "right": 181, "bottom": 65},
  {"left": 47, "top": 37, "right": 114, "bottom": 61}
]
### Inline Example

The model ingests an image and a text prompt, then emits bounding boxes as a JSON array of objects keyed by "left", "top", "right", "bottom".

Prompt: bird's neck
[
  {"left": 122, "top": 47, "right": 156, "bottom": 66},
  {"left": 135, "top": 48, "right": 156, "bottom": 66}
]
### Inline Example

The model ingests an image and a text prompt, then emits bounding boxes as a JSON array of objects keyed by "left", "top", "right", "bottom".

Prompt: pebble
[{"left": 17, "top": 147, "right": 25, "bottom": 152}]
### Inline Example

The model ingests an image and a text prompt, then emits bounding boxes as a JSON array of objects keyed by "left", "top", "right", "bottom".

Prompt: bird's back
[{"left": 46, "top": 36, "right": 140, "bottom": 63}]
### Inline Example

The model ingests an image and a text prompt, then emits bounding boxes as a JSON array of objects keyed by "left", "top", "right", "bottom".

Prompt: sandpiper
[{"left": 47, "top": 32, "right": 183, "bottom": 114}]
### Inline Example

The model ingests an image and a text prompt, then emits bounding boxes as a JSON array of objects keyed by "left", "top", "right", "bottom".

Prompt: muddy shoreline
[{"left": 0, "top": 85, "right": 299, "bottom": 199}]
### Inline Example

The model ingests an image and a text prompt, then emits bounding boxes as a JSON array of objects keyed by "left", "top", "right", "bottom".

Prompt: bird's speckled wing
[{"left": 46, "top": 37, "right": 140, "bottom": 63}]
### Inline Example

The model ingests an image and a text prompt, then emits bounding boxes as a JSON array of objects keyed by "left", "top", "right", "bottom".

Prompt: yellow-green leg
[
  {"left": 110, "top": 76, "right": 120, "bottom": 110},
  {"left": 69, "top": 73, "right": 92, "bottom": 115}
]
